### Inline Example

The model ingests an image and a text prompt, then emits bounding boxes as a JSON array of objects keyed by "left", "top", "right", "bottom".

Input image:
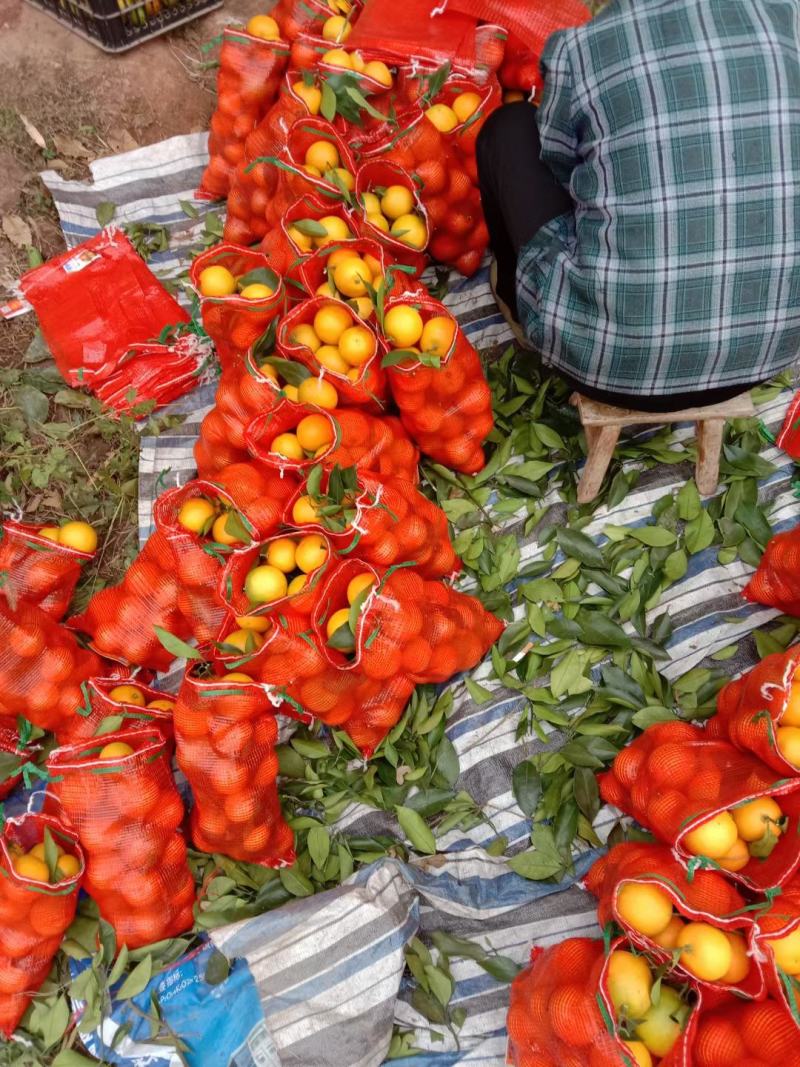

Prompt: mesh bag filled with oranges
[
  {"left": 259, "top": 195, "right": 359, "bottom": 279},
  {"left": 691, "top": 994, "right": 798, "bottom": 1067},
  {"left": 297, "top": 237, "right": 419, "bottom": 313},
  {"left": 599, "top": 721, "right": 800, "bottom": 892},
  {"left": 743, "top": 523, "right": 800, "bottom": 618},
  {"left": 198, "top": 23, "right": 290, "bottom": 201},
  {"left": 352, "top": 161, "right": 430, "bottom": 275},
  {"left": 506, "top": 936, "right": 698, "bottom": 1067},
  {"left": 189, "top": 246, "right": 285, "bottom": 368},
  {"left": 754, "top": 875, "right": 800, "bottom": 1026},
  {"left": 380, "top": 293, "right": 494, "bottom": 473},
  {"left": 46, "top": 729, "right": 195, "bottom": 950},
  {"left": 585, "top": 842, "right": 763, "bottom": 1002},
  {"left": 272, "top": 0, "right": 361, "bottom": 44},
  {"left": 173, "top": 662, "right": 295, "bottom": 866},
  {"left": 709, "top": 644, "right": 800, "bottom": 776},
  {"left": 56, "top": 677, "right": 175, "bottom": 746},
  {"left": 0, "top": 718, "right": 37, "bottom": 801},
  {"left": 0, "top": 593, "right": 102, "bottom": 735},
  {"left": 0, "top": 518, "right": 97, "bottom": 621},
  {"left": 0, "top": 812, "right": 85, "bottom": 1038}
]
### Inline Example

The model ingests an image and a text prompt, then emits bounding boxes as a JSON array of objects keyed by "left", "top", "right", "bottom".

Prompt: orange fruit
[
  {"left": 146, "top": 698, "right": 175, "bottom": 711},
  {"left": 316, "top": 215, "right": 351, "bottom": 246},
  {"left": 296, "top": 413, "right": 334, "bottom": 452},
  {"left": 676, "top": 922, "right": 732, "bottom": 981},
  {"left": 317, "top": 345, "right": 350, "bottom": 374},
  {"left": 266, "top": 537, "right": 297, "bottom": 573},
  {"left": 212, "top": 512, "right": 245, "bottom": 545},
  {"left": 235, "top": 615, "right": 271, "bottom": 632},
  {"left": 732, "top": 797, "right": 784, "bottom": 841},
  {"left": 616, "top": 882, "right": 674, "bottom": 937},
  {"left": 420, "top": 315, "right": 456, "bottom": 356},
  {"left": 58, "top": 521, "right": 98, "bottom": 552},
  {"left": 452, "top": 91, "right": 481, "bottom": 122},
  {"left": 297, "top": 376, "right": 338, "bottom": 409},
  {"left": 13, "top": 853, "right": 51, "bottom": 882},
  {"left": 245, "top": 564, "right": 288, "bottom": 603},
  {"left": 716, "top": 836, "right": 750, "bottom": 872},
  {"left": 364, "top": 60, "right": 392, "bottom": 86},
  {"left": 289, "top": 323, "right": 321, "bottom": 351},
  {"left": 199, "top": 265, "right": 237, "bottom": 296},
  {"left": 350, "top": 50, "right": 365, "bottom": 72},
  {"left": 287, "top": 225, "right": 314, "bottom": 251},
  {"left": 177, "top": 497, "right": 217, "bottom": 533},
  {"left": 317, "top": 281, "right": 337, "bottom": 299},
  {"left": 314, "top": 303, "right": 352, "bottom": 344},
  {"left": 223, "top": 671, "right": 254, "bottom": 682},
  {"left": 98, "top": 741, "right": 135, "bottom": 760},
  {"left": 347, "top": 572, "right": 375, "bottom": 604},
  {"left": 321, "top": 47, "right": 352, "bottom": 69},
  {"left": 293, "top": 81, "right": 322, "bottom": 115},
  {"left": 283, "top": 384, "right": 300, "bottom": 402},
  {"left": 683, "top": 812, "right": 738, "bottom": 858},
  {"left": 367, "top": 212, "right": 390, "bottom": 232},
  {"left": 338, "top": 325, "right": 374, "bottom": 366},
  {"left": 332, "top": 166, "right": 354, "bottom": 190},
  {"left": 651, "top": 914, "right": 685, "bottom": 949},
  {"left": 721, "top": 931, "right": 750, "bottom": 984},
  {"left": 326, "top": 607, "right": 352, "bottom": 639},
  {"left": 623, "top": 1042, "right": 652, "bottom": 1067},
  {"left": 384, "top": 305, "right": 424, "bottom": 347},
  {"left": 361, "top": 191, "right": 381, "bottom": 215},
  {"left": 767, "top": 927, "right": 800, "bottom": 974},
  {"left": 292, "top": 495, "right": 320, "bottom": 524},
  {"left": 390, "top": 213, "right": 426, "bottom": 249},
  {"left": 381, "top": 185, "right": 414, "bottom": 220},
  {"left": 331, "top": 256, "right": 372, "bottom": 297},
  {"left": 777, "top": 726, "right": 800, "bottom": 765},
  {"left": 246, "top": 14, "right": 280, "bottom": 38},
  {"left": 295, "top": 534, "right": 328, "bottom": 573},
  {"left": 240, "top": 282, "right": 273, "bottom": 299},
  {"left": 607, "top": 949, "right": 653, "bottom": 1017},
  {"left": 56, "top": 854, "right": 81, "bottom": 879},
  {"left": 270, "top": 432, "right": 305, "bottom": 461},
  {"left": 223, "top": 628, "right": 264, "bottom": 653},
  {"left": 425, "top": 103, "right": 458, "bottom": 132},
  {"left": 108, "top": 684, "right": 146, "bottom": 706},
  {"left": 288, "top": 574, "right": 308, "bottom": 595},
  {"left": 322, "top": 14, "right": 351, "bottom": 40}
]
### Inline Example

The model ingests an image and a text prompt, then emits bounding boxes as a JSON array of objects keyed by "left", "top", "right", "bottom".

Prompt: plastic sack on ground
[
  {"left": 0, "top": 594, "right": 102, "bottom": 735},
  {"left": 56, "top": 675, "right": 174, "bottom": 746},
  {"left": 709, "top": 644, "right": 800, "bottom": 776},
  {"left": 744, "top": 523, "right": 800, "bottom": 618},
  {"left": 692, "top": 995, "right": 798, "bottom": 1067},
  {"left": 19, "top": 229, "right": 189, "bottom": 389},
  {"left": 173, "top": 664, "right": 295, "bottom": 866},
  {"left": 197, "top": 27, "right": 290, "bottom": 200},
  {"left": 91, "top": 334, "right": 211, "bottom": 417},
  {"left": 246, "top": 403, "right": 419, "bottom": 484},
  {"left": 47, "top": 729, "right": 194, "bottom": 949},
  {"left": 506, "top": 936, "right": 698, "bottom": 1067},
  {"left": 585, "top": 841, "right": 763, "bottom": 1001},
  {"left": 381, "top": 292, "right": 493, "bottom": 473},
  {"left": 0, "top": 519, "right": 94, "bottom": 620},
  {"left": 189, "top": 245, "right": 285, "bottom": 368},
  {"left": 754, "top": 876, "right": 800, "bottom": 1026},
  {"left": 0, "top": 718, "right": 38, "bottom": 801},
  {"left": 599, "top": 721, "right": 800, "bottom": 892},
  {"left": 0, "top": 811, "right": 84, "bottom": 1038}
]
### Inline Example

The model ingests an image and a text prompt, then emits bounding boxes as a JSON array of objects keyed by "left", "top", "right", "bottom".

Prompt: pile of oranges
[
  {"left": 199, "top": 264, "right": 276, "bottom": 302},
  {"left": 244, "top": 533, "right": 330, "bottom": 603},
  {"left": 286, "top": 300, "right": 377, "bottom": 381}
]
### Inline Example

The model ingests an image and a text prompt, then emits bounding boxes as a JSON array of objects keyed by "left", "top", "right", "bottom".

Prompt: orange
[
  {"left": 349, "top": 296, "right": 374, "bottom": 321},
  {"left": 199, "top": 265, "right": 237, "bottom": 296},
  {"left": 288, "top": 573, "right": 308, "bottom": 595},
  {"left": 326, "top": 607, "right": 352, "bottom": 639},
  {"left": 651, "top": 914, "right": 685, "bottom": 949},
  {"left": 338, "top": 325, "right": 374, "bottom": 366},
  {"left": 38, "top": 525, "right": 60, "bottom": 541},
  {"left": 321, "top": 47, "right": 352, "bottom": 69},
  {"left": 768, "top": 927, "right": 800, "bottom": 974},
  {"left": 98, "top": 741, "right": 135, "bottom": 760},
  {"left": 270, "top": 432, "right": 305, "bottom": 460},
  {"left": 327, "top": 248, "right": 359, "bottom": 268},
  {"left": 683, "top": 812, "right": 738, "bottom": 858},
  {"left": 177, "top": 497, "right": 217, "bottom": 534},
  {"left": 297, "top": 376, "right": 338, "bottom": 409},
  {"left": 246, "top": 13, "right": 280, "bottom": 39},
  {"left": 283, "top": 384, "right": 300, "bottom": 402},
  {"left": 223, "top": 671, "right": 254, "bottom": 682},
  {"left": 347, "top": 572, "right": 375, "bottom": 604},
  {"left": 245, "top": 564, "right": 288, "bottom": 603},
  {"left": 607, "top": 950, "right": 652, "bottom": 1018},
  {"left": 332, "top": 167, "right": 355, "bottom": 191},
  {"left": 314, "top": 303, "right": 352, "bottom": 344},
  {"left": 350, "top": 50, "right": 365, "bottom": 72},
  {"left": 293, "top": 81, "right": 322, "bottom": 115},
  {"left": 297, "top": 414, "right": 334, "bottom": 452},
  {"left": 317, "top": 345, "right": 350, "bottom": 374},
  {"left": 420, "top": 315, "right": 456, "bottom": 356},
  {"left": 783, "top": 678, "right": 800, "bottom": 724},
  {"left": 317, "top": 282, "right": 337, "bottom": 299},
  {"left": 55, "top": 853, "right": 81, "bottom": 879},
  {"left": 304, "top": 164, "right": 322, "bottom": 177},
  {"left": 287, "top": 225, "right": 314, "bottom": 251},
  {"left": 363, "top": 253, "right": 382, "bottom": 276},
  {"left": 777, "top": 726, "right": 800, "bottom": 766},
  {"left": 266, "top": 537, "right": 297, "bottom": 573},
  {"left": 381, "top": 185, "right": 414, "bottom": 220},
  {"left": 623, "top": 1043, "right": 652, "bottom": 1067},
  {"left": 258, "top": 362, "right": 279, "bottom": 382},
  {"left": 384, "top": 305, "right": 424, "bottom": 347},
  {"left": 363, "top": 60, "right": 392, "bottom": 87},
  {"left": 223, "top": 628, "right": 264, "bottom": 653},
  {"left": 360, "top": 191, "right": 381, "bottom": 215},
  {"left": 13, "top": 854, "right": 50, "bottom": 882},
  {"left": 58, "top": 521, "right": 98, "bottom": 552},
  {"left": 732, "top": 796, "right": 784, "bottom": 841},
  {"left": 235, "top": 614, "right": 271, "bottom": 632},
  {"left": 366, "top": 212, "right": 390, "bottom": 232},
  {"left": 322, "top": 14, "right": 351, "bottom": 40},
  {"left": 295, "top": 534, "right": 328, "bottom": 573},
  {"left": 290, "top": 323, "right": 321, "bottom": 351},
  {"left": 633, "top": 985, "right": 686, "bottom": 1058},
  {"left": 452, "top": 91, "right": 481, "bottom": 122},
  {"left": 331, "top": 256, "right": 372, "bottom": 297},
  {"left": 616, "top": 882, "right": 674, "bottom": 937},
  {"left": 390, "top": 213, "right": 426, "bottom": 249},
  {"left": 292, "top": 495, "right": 320, "bottom": 524},
  {"left": 316, "top": 215, "right": 352, "bottom": 246},
  {"left": 240, "top": 282, "right": 273, "bottom": 300},
  {"left": 721, "top": 931, "right": 750, "bottom": 984},
  {"left": 212, "top": 512, "right": 245, "bottom": 545},
  {"left": 146, "top": 698, "right": 175, "bottom": 711},
  {"left": 425, "top": 103, "right": 458, "bottom": 132},
  {"left": 717, "top": 837, "right": 750, "bottom": 872},
  {"left": 676, "top": 922, "right": 732, "bottom": 981},
  {"left": 108, "top": 684, "right": 146, "bottom": 706}
]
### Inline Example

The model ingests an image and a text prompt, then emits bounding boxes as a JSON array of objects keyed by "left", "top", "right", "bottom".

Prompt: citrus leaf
[
  {"left": 205, "top": 949, "right": 231, "bottom": 985},
  {"left": 507, "top": 848, "right": 562, "bottom": 881},
  {"left": 512, "top": 760, "right": 541, "bottom": 817},
  {"left": 108, "top": 944, "right": 130, "bottom": 986},
  {"left": 308, "top": 825, "right": 331, "bottom": 868},
  {"left": 153, "top": 626, "right": 202, "bottom": 660},
  {"left": 556, "top": 528, "right": 603, "bottom": 567},
  {"left": 116, "top": 955, "right": 153, "bottom": 1000},
  {"left": 237, "top": 267, "right": 279, "bottom": 291},
  {"left": 52, "top": 1053, "right": 98, "bottom": 1067},
  {"left": 280, "top": 866, "right": 315, "bottom": 897},
  {"left": 96, "top": 201, "right": 117, "bottom": 227},
  {"left": 396, "top": 805, "right": 436, "bottom": 854},
  {"left": 424, "top": 964, "right": 452, "bottom": 1006},
  {"left": 630, "top": 526, "right": 676, "bottom": 547},
  {"left": 262, "top": 356, "right": 312, "bottom": 385}
]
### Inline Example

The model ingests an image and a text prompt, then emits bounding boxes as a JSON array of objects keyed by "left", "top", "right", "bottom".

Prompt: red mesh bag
[
  {"left": 285, "top": 470, "right": 459, "bottom": 577},
  {"left": 0, "top": 812, "right": 84, "bottom": 1038},
  {"left": 0, "top": 594, "right": 102, "bottom": 735},
  {"left": 709, "top": 644, "right": 800, "bottom": 776},
  {"left": 277, "top": 296, "right": 389, "bottom": 410},
  {"left": 506, "top": 936, "right": 699, "bottom": 1067},
  {"left": 47, "top": 729, "right": 194, "bottom": 949},
  {"left": 585, "top": 841, "right": 763, "bottom": 1001},
  {"left": 346, "top": 0, "right": 479, "bottom": 69},
  {"left": 353, "top": 161, "right": 429, "bottom": 276},
  {"left": 246, "top": 403, "right": 419, "bottom": 484},
  {"left": 744, "top": 524, "right": 800, "bottom": 618},
  {"left": 0, "top": 520, "right": 94, "bottom": 620},
  {"left": 499, "top": 33, "right": 541, "bottom": 96},
  {"left": 91, "top": 335, "right": 210, "bottom": 417},
  {"left": 189, "top": 245, "right": 285, "bottom": 369},
  {"left": 776, "top": 393, "right": 800, "bottom": 459},
  {"left": 599, "top": 722, "right": 800, "bottom": 892},
  {"left": 173, "top": 665, "right": 295, "bottom": 866},
  {"left": 259, "top": 195, "right": 358, "bottom": 280},
  {"left": 0, "top": 717, "right": 37, "bottom": 801},
  {"left": 754, "top": 876, "right": 800, "bottom": 1027},
  {"left": 272, "top": 0, "right": 361, "bottom": 42},
  {"left": 381, "top": 292, "right": 493, "bottom": 473},
  {"left": 692, "top": 995, "right": 799, "bottom": 1067},
  {"left": 297, "top": 235, "right": 419, "bottom": 302},
  {"left": 220, "top": 531, "right": 333, "bottom": 622},
  {"left": 19, "top": 230, "right": 189, "bottom": 391},
  {"left": 56, "top": 676, "right": 174, "bottom": 746},
  {"left": 197, "top": 28, "right": 290, "bottom": 201}
]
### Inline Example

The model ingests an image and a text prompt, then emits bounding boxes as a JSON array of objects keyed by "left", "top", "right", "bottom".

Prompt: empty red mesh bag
[
  {"left": 0, "top": 594, "right": 102, "bottom": 735},
  {"left": 197, "top": 28, "right": 290, "bottom": 200},
  {"left": 173, "top": 666, "right": 295, "bottom": 866},
  {"left": 189, "top": 245, "right": 285, "bottom": 369},
  {"left": 507, "top": 936, "right": 698, "bottom": 1067},
  {"left": 19, "top": 230, "right": 189, "bottom": 389},
  {"left": 56, "top": 675, "right": 174, "bottom": 746},
  {"left": 259, "top": 195, "right": 358, "bottom": 280},
  {"left": 0, "top": 717, "right": 37, "bottom": 801},
  {"left": 91, "top": 335, "right": 210, "bottom": 417},
  {"left": 382, "top": 292, "right": 493, "bottom": 473},
  {"left": 285, "top": 470, "right": 459, "bottom": 578},
  {"left": 47, "top": 729, "right": 194, "bottom": 949},
  {"left": 599, "top": 721, "right": 800, "bottom": 892},
  {"left": 776, "top": 393, "right": 800, "bottom": 459},
  {"left": 221, "top": 531, "right": 333, "bottom": 623},
  {"left": 246, "top": 404, "right": 419, "bottom": 484},
  {"left": 692, "top": 995, "right": 798, "bottom": 1067},
  {"left": 753, "top": 876, "right": 800, "bottom": 1026},
  {"left": 0, "top": 520, "right": 94, "bottom": 620},
  {"left": 0, "top": 812, "right": 84, "bottom": 1038},
  {"left": 708, "top": 644, "right": 800, "bottom": 776},
  {"left": 277, "top": 296, "right": 388, "bottom": 410},
  {"left": 585, "top": 841, "right": 763, "bottom": 1001},
  {"left": 744, "top": 524, "right": 800, "bottom": 618},
  {"left": 353, "top": 161, "right": 429, "bottom": 276}
]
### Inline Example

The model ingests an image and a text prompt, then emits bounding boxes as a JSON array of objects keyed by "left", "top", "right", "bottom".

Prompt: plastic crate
[{"left": 23, "top": 0, "right": 223, "bottom": 52}]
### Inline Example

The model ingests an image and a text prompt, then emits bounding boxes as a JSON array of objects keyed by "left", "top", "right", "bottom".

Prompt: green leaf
[
  {"left": 663, "top": 549, "right": 688, "bottom": 582},
  {"left": 308, "top": 825, "right": 331, "bottom": 868},
  {"left": 480, "top": 955, "right": 522, "bottom": 982},
  {"left": 153, "top": 625, "right": 201, "bottom": 660},
  {"left": 521, "top": 578, "right": 563, "bottom": 603},
  {"left": 550, "top": 649, "right": 583, "bottom": 699},
  {"left": 52, "top": 1053, "right": 98, "bottom": 1067},
  {"left": 577, "top": 613, "right": 631, "bottom": 650},
  {"left": 676, "top": 480, "right": 702, "bottom": 521},
  {"left": 424, "top": 964, "right": 452, "bottom": 1006},
  {"left": 381, "top": 347, "right": 428, "bottom": 369},
  {"left": 632, "top": 705, "right": 677, "bottom": 728},
  {"left": 396, "top": 805, "right": 436, "bottom": 854},
  {"left": 280, "top": 866, "right": 315, "bottom": 897},
  {"left": 465, "top": 678, "right": 493, "bottom": 704},
  {"left": 755, "top": 629, "right": 785, "bottom": 659},
  {"left": 630, "top": 526, "right": 676, "bottom": 547},
  {"left": 222, "top": 509, "right": 252, "bottom": 545},
  {"left": 205, "top": 949, "right": 231, "bottom": 985},
  {"left": 734, "top": 503, "right": 772, "bottom": 550},
  {"left": 116, "top": 955, "right": 153, "bottom": 1000},
  {"left": 13, "top": 384, "right": 49, "bottom": 424},
  {"left": 711, "top": 644, "right": 738, "bottom": 661},
  {"left": 96, "top": 201, "right": 117, "bottom": 226},
  {"left": 411, "top": 986, "right": 447, "bottom": 1025},
  {"left": 293, "top": 218, "right": 329, "bottom": 238},
  {"left": 262, "top": 356, "right": 312, "bottom": 386},
  {"left": 320, "top": 81, "right": 337, "bottom": 121},
  {"left": 40, "top": 994, "right": 70, "bottom": 1048},
  {"left": 237, "top": 267, "right": 280, "bottom": 292},
  {"left": 573, "top": 766, "right": 600, "bottom": 821},
  {"left": 43, "top": 825, "right": 59, "bottom": 883},
  {"left": 328, "top": 622, "right": 356, "bottom": 651},
  {"left": 512, "top": 760, "right": 541, "bottom": 817},
  {"left": 556, "top": 528, "right": 604, "bottom": 567},
  {"left": 685, "top": 510, "right": 715, "bottom": 554},
  {"left": 180, "top": 199, "right": 199, "bottom": 218},
  {"left": 108, "top": 943, "right": 130, "bottom": 986},
  {"left": 508, "top": 848, "right": 562, "bottom": 881}
]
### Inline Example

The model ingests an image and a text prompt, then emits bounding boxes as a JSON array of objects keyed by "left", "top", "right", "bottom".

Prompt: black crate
[{"left": 23, "top": 0, "right": 223, "bottom": 52}]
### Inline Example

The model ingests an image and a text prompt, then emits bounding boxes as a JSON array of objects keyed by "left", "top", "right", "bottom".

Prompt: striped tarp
[{"left": 41, "top": 133, "right": 799, "bottom": 1067}]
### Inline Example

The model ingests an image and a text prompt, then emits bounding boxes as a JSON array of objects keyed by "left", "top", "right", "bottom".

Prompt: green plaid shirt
[{"left": 518, "top": 0, "right": 800, "bottom": 397}]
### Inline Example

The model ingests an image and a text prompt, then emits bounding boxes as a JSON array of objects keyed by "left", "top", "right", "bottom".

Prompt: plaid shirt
[{"left": 518, "top": 0, "right": 800, "bottom": 397}]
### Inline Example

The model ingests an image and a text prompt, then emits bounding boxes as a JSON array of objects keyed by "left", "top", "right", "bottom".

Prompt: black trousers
[{"left": 476, "top": 103, "right": 760, "bottom": 413}]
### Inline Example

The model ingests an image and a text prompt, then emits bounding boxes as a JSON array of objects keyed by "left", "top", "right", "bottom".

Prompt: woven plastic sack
[
  {"left": 776, "top": 392, "right": 800, "bottom": 459},
  {"left": 246, "top": 403, "right": 419, "bottom": 484},
  {"left": 709, "top": 644, "right": 800, "bottom": 776},
  {"left": 0, "top": 594, "right": 102, "bottom": 735},
  {"left": 197, "top": 28, "right": 290, "bottom": 200},
  {"left": 56, "top": 676, "right": 174, "bottom": 746},
  {"left": 353, "top": 161, "right": 430, "bottom": 276},
  {"left": 277, "top": 296, "right": 389, "bottom": 410},
  {"left": 286, "top": 470, "right": 459, "bottom": 577},
  {"left": 19, "top": 230, "right": 189, "bottom": 390},
  {"left": 91, "top": 335, "right": 210, "bottom": 417},
  {"left": 259, "top": 195, "right": 359, "bottom": 278},
  {"left": 47, "top": 729, "right": 194, "bottom": 949},
  {"left": 173, "top": 665, "right": 295, "bottom": 866},
  {"left": 382, "top": 292, "right": 493, "bottom": 473},
  {"left": 753, "top": 876, "right": 800, "bottom": 1027},
  {"left": 189, "top": 245, "right": 285, "bottom": 369},
  {"left": 599, "top": 722, "right": 800, "bottom": 892},
  {"left": 743, "top": 524, "right": 800, "bottom": 618},
  {"left": 0, "top": 718, "right": 38, "bottom": 801},
  {"left": 506, "top": 937, "right": 698, "bottom": 1067},
  {"left": 585, "top": 841, "right": 763, "bottom": 1001},
  {"left": 692, "top": 995, "right": 798, "bottom": 1067},
  {"left": 0, "top": 812, "right": 84, "bottom": 1038},
  {"left": 221, "top": 531, "right": 333, "bottom": 622},
  {"left": 0, "top": 520, "right": 94, "bottom": 620}
]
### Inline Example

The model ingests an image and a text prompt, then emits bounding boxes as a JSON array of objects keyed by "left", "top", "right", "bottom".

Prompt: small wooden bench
[{"left": 571, "top": 392, "right": 756, "bottom": 504}]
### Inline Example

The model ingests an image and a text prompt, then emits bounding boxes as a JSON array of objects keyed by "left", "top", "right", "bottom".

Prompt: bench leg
[
  {"left": 578, "top": 425, "right": 621, "bottom": 504},
  {"left": 695, "top": 418, "right": 724, "bottom": 496}
]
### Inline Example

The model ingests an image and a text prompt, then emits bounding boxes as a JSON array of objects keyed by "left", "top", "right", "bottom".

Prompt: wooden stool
[{"left": 571, "top": 392, "right": 756, "bottom": 504}]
